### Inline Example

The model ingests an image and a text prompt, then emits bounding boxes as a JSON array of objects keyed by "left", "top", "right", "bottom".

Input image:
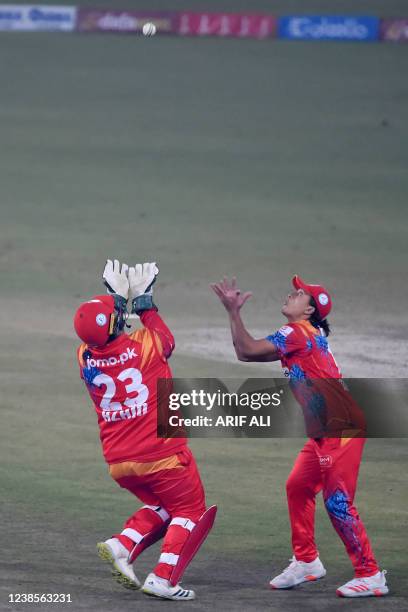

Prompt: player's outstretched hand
[
  {"left": 210, "top": 277, "right": 252, "bottom": 313},
  {"left": 128, "top": 263, "right": 159, "bottom": 315},
  {"left": 128, "top": 262, "right": 159, "bottom": 299},
  {"left": 102, "top": 259, "right": 129, "bottom": 300}
]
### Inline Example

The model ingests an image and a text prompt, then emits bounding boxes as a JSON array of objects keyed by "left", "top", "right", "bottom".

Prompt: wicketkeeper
[
  {"left": 74, "top": 260, "right": 216, "bottom": 601},
  {"left": 211, "top": 275, "right": 388, "bottom": 598}
]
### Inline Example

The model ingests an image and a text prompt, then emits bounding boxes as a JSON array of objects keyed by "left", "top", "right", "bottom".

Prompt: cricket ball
[{"left": 143, "top": 22, "right": 157, "bottom": 36}]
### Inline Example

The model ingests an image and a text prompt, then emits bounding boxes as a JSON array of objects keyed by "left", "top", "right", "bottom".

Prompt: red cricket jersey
[
  {"left": 266, "top": 320, "right": 341, "bottom": 379},
  {"left": 267, "top": 320, "right": 365, "bottom": 437},
  {"left": 77, "top": 310, "right": 187, "bottom": 463}
]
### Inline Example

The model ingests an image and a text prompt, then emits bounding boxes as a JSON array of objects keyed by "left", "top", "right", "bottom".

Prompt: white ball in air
[{"left": 143, "top": 22, "right": 157, "bottom": 36}]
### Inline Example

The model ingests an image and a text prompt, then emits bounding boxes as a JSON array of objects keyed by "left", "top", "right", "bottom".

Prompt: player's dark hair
[{"left": 309, "top": 296, "right": 331, "bottom": 337}]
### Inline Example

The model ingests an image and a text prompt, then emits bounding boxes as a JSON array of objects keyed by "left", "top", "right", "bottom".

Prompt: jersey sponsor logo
[
  {"left": 86, "top": 347, "right": 137, "bottom": 368},
  {"left": 319, "top": 455, "right": 333, "bottom": 468},
  {"left": 278, "top": 325, "right": 294, "bottom": 337}
]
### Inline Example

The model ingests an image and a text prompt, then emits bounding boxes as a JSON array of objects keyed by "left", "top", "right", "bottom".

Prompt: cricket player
[
  {"left": 211, "top": 275, "right": 388, "bottom": 598},
  {"left": 74, "top": 260, "right": 216, "bottom": 601}
]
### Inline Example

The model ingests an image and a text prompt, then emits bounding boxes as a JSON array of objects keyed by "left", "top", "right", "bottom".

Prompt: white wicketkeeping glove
[
  {"left": 102, "top": 259, "right": 129, "bottom": 303},
  {"left": 128, "top": 262, "right": 159, "bottom": 313}
]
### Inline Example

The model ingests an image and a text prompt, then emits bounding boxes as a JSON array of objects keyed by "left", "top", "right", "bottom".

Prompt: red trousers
[
  {"left": 113, "top": 448, "right": 206, "bottom": 580},
  {"left": 286, "top": 437, "right": 379, "bottom": 577}
]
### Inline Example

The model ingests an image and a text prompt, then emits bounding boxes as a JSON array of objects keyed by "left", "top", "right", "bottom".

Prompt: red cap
[
  {"left": 292, "top": 275, "right": 332, "bottom": 319},
  {"left": 74, "top": 295, "right": 115, "bottom": 346}
]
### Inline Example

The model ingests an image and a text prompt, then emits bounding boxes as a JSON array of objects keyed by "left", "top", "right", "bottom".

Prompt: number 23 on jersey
[{"left": 92, "top": 367, "right": 149, "bottom": 423}]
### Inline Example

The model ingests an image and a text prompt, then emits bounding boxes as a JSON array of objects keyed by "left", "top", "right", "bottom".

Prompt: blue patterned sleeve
[{"left": 266, "top": 325, "right": 306, "bottom": 356}]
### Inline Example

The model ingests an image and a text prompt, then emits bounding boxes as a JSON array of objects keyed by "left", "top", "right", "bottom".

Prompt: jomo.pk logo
[{"left": 86, "top": 347, "right": 137, "bottom": 368}]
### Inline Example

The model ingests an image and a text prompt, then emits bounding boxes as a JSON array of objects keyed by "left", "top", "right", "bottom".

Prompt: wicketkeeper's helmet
[{"left": 73, "top": 294, "right": 127, "bottom": 347}]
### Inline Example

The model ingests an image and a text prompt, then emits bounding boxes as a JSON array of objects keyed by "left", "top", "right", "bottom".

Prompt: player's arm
[
  {"left": 128, "top": 262, "right": 175, "bottom": 358},
  {"left": 211, "top": 277, "right": 280, "bottom": 363},
  {"left": 228, "top": 310, "right": 279, "bottom": 362},
  {"left": 139, "top": 309, "right": 175, "bottom": 358}
]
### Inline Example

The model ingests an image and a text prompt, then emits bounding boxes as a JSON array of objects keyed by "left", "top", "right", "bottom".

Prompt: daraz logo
[
  {"left": 319, "top": 455, "right": 332, "bottom": 468},
  {"left": 86, "top": 347, "right": 137, "bottom": 368}
]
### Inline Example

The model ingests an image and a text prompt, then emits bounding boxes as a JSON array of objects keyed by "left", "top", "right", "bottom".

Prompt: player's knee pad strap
[
  {"left": 169, "top": 517, "right": 196, "bottom": 532},
  {"left": 159, "top": 552, "right": 179, "bottom": 566},
  {"left": 142, "top": 504, "right": 170, "bottom": 522},
  {"left": 121, "top": 527, "right": 144, "bottom": 544}
]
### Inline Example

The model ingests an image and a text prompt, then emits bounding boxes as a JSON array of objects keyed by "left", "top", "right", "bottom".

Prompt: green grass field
[{"left": 1, "top": 1, "right": 408, "bottom": 610}]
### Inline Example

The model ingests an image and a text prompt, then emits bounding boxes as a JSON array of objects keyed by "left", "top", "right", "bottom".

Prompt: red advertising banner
[
  {"left": 380, "top": 19, "right": 408, "bottom": 42},
  {"left": 177, "top": 12, "right": 277, "bottom": 39},
  {"left": 77, "top": 9, "right": 177, "bottom": 34}
]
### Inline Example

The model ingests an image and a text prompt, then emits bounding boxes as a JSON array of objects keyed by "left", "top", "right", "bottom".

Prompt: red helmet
[
  {"left": 73, "top": 295, "right": 116, "bottom": 347},
  {"left": 292, "top": 275, "right": 332, "bottom": 319}
]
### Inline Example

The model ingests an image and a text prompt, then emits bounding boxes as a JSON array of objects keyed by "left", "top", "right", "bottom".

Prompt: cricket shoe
[
  {"left": 142, "top": 572, "right": 195, "bottom": 600},
  {"left": 337, "top": 570, "right": 389, "bottom": 597},
  {"left": 97, "top": 538, "right": 140, "bottom": 590},
  {"left": 269, "top": 556, "right": 326, "bottom": 589}
]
